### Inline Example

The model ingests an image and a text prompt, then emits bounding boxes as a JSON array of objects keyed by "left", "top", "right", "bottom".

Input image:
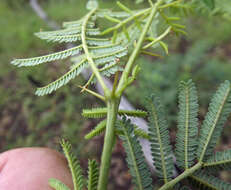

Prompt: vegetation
[{"left": 3, "top": 0, "right": 231, "bottom": 189}]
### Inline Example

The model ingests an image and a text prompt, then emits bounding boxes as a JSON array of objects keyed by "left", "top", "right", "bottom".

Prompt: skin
[{"left": 0, "top": 147, "right": 74, "bottom": 190}]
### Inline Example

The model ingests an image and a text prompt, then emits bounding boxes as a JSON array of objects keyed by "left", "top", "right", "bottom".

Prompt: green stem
[
  {"left": 97, "top": 98, "right": 119, "bottom": 190},
  {"left": 81, "top": 8, "right": 110, "bottom": 98},
  {"left": 158, "top": 162, "right": 202, "bottom": 190},
  {"left": 142, "top": 26, "right": 172, "bottom": 50},
  {"left": 116, "top": 0, "right": 164, "bottom": 96},
  {"left": 96, "top": 1, "right": 164, "bottom": 190},
  {"left": 101, "top": 8, "right": 151, "bottom": 35}
]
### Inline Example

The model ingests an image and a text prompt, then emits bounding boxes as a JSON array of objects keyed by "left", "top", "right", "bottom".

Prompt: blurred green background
[{"left": 0, "top": 0, "right": 231, "bottom": 188}]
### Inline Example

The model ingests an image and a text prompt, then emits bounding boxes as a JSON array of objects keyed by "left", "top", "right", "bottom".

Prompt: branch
[{"left": 29, "top": 0, "right": 171, "bottom": 173}]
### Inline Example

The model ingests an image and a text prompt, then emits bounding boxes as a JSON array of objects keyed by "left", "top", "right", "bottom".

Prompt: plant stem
[
  {"left": 97, "top": 1, "right": 164, "bottom": 190},
  {"left": 82, "top": 8, "right": 110, "bottom": 98},
  {"left": 101, "top": 8, "right": 151, "bottom": 35},
  {"left": 158, "top": 162, "right": 202, "bottom": 190},
  {"left": 142, "top": 26, "right": 172, "bottom": 49},
  {"left": 116, "top": 0, "right": 164, "bottom": 96},
  {"left": 97, "top": 98, "right": 119, "bottom": 190}
]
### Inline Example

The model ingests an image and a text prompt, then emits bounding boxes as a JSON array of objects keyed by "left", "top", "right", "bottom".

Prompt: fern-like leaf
[
  {"left": 119, "top": 118, "right": 153, "bottom": 190},
  {"left": 35, "top": 27, "right": 100, "bottom": 37},
  {"left": 145, "top": 95, "right": 174, "bottom": 182},
  {"left": 49, "top": 178, "right": 71, "bottom": 190},
  {"left": 12, "top": 8, "right": 130, "bottom": 96},
  {"left": 197, "top": 80, "right": 231, "bottom": 162},
  {"left": 35, "top": 59, "right": 88, "bottom": 96},
  {"left": 116, "top": 122, "right": 150, "bottom": 140},
  {"left": 82, "top": 107, "right": 108, "bottom": 118},
  {"left": 134, "top": 127, "right": 150, "bottom": 140},
  {"left": 175, "top": 80, "right": 199, "bottom": 169},
  {"left": 117, "top": 23, "right": 141, "bottom": 48},
  {"left": 61, "top": 139, "right": 84, "bottom": 190},
  {"left": 96, "top": 9, "right": 130, "bottom": 18},
  {"left": 82, "top": 107, "right": 147, "bottom": 118},
  {"left": 35, "top": 33, "right": 82, "bottom": 43},
  {"left": 36, "top": 32, "right": 112, "bottom": 46},
  {"left": 190, "top": 170, "right": 231, "bottom": 190},
  {"left": 99, "top": 62, "right": 123, "bottom": 77},
  {"left": 85, "top": 119, "right": 107, "bottom": 139},
  {"left": 89, "top": 43, "right": 124, "bottom": 55},
  {"left": 93, "top": 47, "right": 127, "bottom": 66},
  {"left": 63, "top": 20, "right": 95, "bottom": 28},
  {"left": 203, "top": 149, "right": 231, "bottom": 172},
  {"left": 84, "top": 38, "right": 112, "bottom": 46},
  {"left": 119, "top": 109, "right": 147, "bottom": 117},
  {"left": 87, "top": 160, "right": 99, "bottom": 190},
  {"left": 11, "top": 45, "right": 83, "bottom": 67}
]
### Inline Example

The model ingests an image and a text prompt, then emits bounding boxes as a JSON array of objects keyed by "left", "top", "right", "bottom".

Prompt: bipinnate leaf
[
  {"left": 119, "top": 118, "right": 153, "bottom": 190},
  {"left": 190, "top": 170, "right": 231, "bottom": 190},
  {"left": 49, "top": 178, "right": 71, "bottom": 190},
  {"left": 11, "top": 5, "right": 137, "bottom": 97},
  {"left": 87, "top": 160, "right": 99, "bottom": 190},
  {"left": 145, "top": 95, "right": 174, "bottom": 182},
  {"left": 175, "top": 80, "right": 199, "bottom": 169},
  {"left": 197, "top": 80, "right": 231, "bottom": 162},
  {"left": 61, "top": 139, "right": 84, "bottom": 190}
]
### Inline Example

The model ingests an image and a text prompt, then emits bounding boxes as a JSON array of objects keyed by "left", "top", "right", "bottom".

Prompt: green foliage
[
  {"left": 9, "top": 1, "right": 231, "bottom": 190},
  {"left": 82, "top": 107, "right": 147, "bottom": 118},
  {"left": 85, "top": 119, "right": 150, "bottom": 140},
  {"left": 121, "top": 80, "right": 231, "bottom": 189},
  {"left": 49, "top": 178, "right": 71, "bottom": 190},
  {"left": 190, "top": 0, "right": 231, "bottom": 20},
  {"left": 87, "top": 160, "right": 99, "bottom": 190},
  {"left": 85, "top": 119, "right": 107, "bottom": 140},
  {"left": 145, "top": 95, "right": 174, "bottom": 182},
  {"left": 133, "top": 127, "right": 150, "bottom": 140},
  {"left": 202, "top": 0, "right": 215, "bottom": 9},
  {"left": 0, "top": 1, "right": 96, "bottom": 159},
  {"left": 61, "top": 139, "right": 84, "bottom": 190},
  {"left": 36, "top": 59, "right": 88, "bottom": 96},
  {"left": 175, "top": 80, "right": 198, "bottom": 169},
  {"left": 190, "top": 171, "right": 231, "bottom": 190},
  {"left": 119, "top": 118, "right": 153, "bottom": 190},
  {"left": 11, "top": 7, "right": 128, "bottom": 96},
  {"left": 50, "top": 140, "right": 100, "bottom": 190},
  {"left": 203, "top": 150, "right": 231, "bottom": 172},
  {"left": 126, "top": 39, "right": 231, "bottom": 125},
  {"left": 197, "top": 80, "right": 231, "bottom": 162},
  {"left": 11, "top": 45, "right": 83, "bottom": 67}
]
